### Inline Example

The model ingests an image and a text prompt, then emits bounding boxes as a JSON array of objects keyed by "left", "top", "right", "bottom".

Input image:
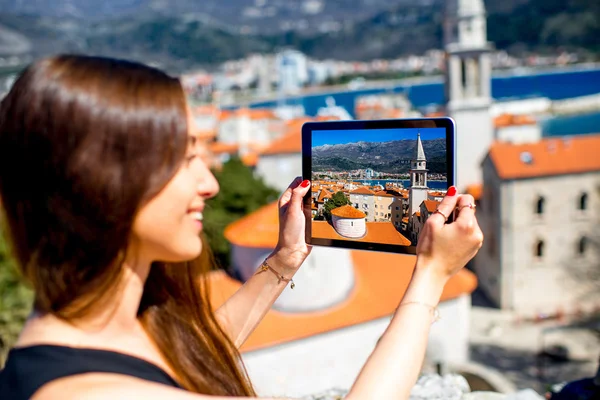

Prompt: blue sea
[{"left": 249, "top": 67, "right": 600, "bottom": 137}]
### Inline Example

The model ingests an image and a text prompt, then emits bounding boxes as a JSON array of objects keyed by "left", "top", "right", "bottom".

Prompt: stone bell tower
[{"left": 444, "top": 0, "right": 495, "bottom": 189}]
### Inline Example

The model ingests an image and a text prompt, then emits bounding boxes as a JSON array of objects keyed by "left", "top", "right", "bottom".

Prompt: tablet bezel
[{"left": 302, "top": 117, "right": 456, "bottom": 254}]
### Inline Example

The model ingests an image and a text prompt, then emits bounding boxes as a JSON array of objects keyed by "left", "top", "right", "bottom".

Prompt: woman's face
[{"left": 131, "top": 120, "right": 219, "bottom": 264}]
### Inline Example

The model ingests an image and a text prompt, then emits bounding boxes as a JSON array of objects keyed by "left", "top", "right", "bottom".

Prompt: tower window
[
  {"left": 578, "top": 237, "right": 587, "bottom": 255},
  {"left": 535, "top": 240, "right": 544, "bottom": 258},
  {"left": 535, "top": 196, "right": 545, "bottom": 215},
  {"left": 579, "top": 193, "right": 588, "bottom": 210}
]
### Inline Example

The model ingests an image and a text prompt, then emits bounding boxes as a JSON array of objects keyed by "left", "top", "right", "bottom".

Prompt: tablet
[{"left": 302, "top": 117, "right": 456, "bottom": 254}]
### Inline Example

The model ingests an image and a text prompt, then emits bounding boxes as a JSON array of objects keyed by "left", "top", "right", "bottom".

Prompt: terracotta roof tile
[
  {"left": 249, "top": 109, "right": 277, "bottom": 120},
  {"left": 331, "top": 205, "right": 366, "bottom": 218},
  {"left": 466, "top": 184, "right": 482, "bottom": 201},
  {"left": 209, "top": 142, "right": 239, "bottom": 154},
  {"left": 193, "top": 105, "right": 218, "bottom": 115},
  {"left": 261, "top": 118, "right": 311, "bottom": 155},
  {"left": 224, "top": 202, "right": 279, "bottom": 248},
  {"left": 317, "top": 190, "right": 332, "bottom": 203},
  {"left": 488, "top": 134, "right": 600, "bottom": 180},
  {"left": 494, "top": 113, "right": 536, "bottom": 128},
  {"left": 312, "top": 221, "right": 411, "bottom": 246},
  {"left": 241, "top": 152, "right": 259, "bottom": 167},
  {"left": 206, "top": 255, "right": 477, "bottom": 352},
  {"left": 350, "top": 187, "right": 376, "bottom": 195},
  {"left": 422, "top": 200, "right": 440, "bottom": 213}
]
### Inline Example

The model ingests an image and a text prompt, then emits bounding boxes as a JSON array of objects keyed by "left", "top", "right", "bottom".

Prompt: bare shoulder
[
  {"left": 31, "top": 373, "right": 293, "bottom": 400},
  {"left": 31, "top": 373, "right": 200, "bottom": 400}
]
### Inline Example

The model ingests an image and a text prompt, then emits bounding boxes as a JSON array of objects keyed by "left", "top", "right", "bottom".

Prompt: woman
[{"left": 0, "top": 55, "right": 483, "bottom": 400}]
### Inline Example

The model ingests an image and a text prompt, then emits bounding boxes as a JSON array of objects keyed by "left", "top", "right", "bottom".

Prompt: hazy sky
[{"left": 312, "top": 127, "right": 446, "bottom": 147}]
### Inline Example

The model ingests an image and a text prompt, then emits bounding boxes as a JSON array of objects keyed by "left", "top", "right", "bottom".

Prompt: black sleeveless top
[{"left": 0, "top": 345, "right": 182, "bottom": 399}]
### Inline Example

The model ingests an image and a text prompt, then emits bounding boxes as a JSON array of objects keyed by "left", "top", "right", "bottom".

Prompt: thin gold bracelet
[
  {"left": 257, "top": 258, "right": 295, "bottom": 289},
  {"left": 398, "top": 301, "right": 440, "bottom": 323}
]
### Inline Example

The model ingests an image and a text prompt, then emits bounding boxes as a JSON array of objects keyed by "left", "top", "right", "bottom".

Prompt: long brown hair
[{"left": 0, "top": 55, "right": 255, "bottom": 395}]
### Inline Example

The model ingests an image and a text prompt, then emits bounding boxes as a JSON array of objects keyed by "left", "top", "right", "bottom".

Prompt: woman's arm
[
  {"left": 214, "top": 177, "right": 311, "bottom": 347},
  {"left": 347, "top": 192, "right": 483, "bottom": 400},
  {"left": 214, "top": 252, "right": 297, "bottom": 347}
]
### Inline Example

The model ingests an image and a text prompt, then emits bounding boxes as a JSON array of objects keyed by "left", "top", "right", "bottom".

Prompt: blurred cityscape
[{"left": 1, "top": 0, "right": 600, "bottom": 399}]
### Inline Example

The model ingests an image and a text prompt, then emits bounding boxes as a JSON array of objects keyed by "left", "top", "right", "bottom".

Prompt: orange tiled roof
[
  {"left": 249, "top": 109, "right": 277, "bottom": 120},
  {"left": 224, "top": 202, "right": 279, "bottom": 248},
  {"left": 466, "top": 184, "right": 482, "bottom": 201},
  {"left": 209, "top": 142, "right": 239, "bottom": 154},
  {"left": 194, "top": 105, "right": 218, "bottom": 115},
  {"left": 313, "top": 221, "right": 411, "bottom": 246},
  {"left": 261, "top": 118, "right": 311, "bottom": 155},
  {"left": 207, "top": 254, "right": 477, "bottom": 352},
  {"left": 422, "top": 200, "right": 440, "bottom": 213},
  {"left": 241, "top": 152, "right": 258, "bottom": 167},
  {"left": 350, "top": 187, "right": 376, "bottom": 195},
  {"left": 494, "top": 113, "right": 536, "bottom": 128},
  {"left": 331, "top": 205, "right": 366, "bottom": 219},
  {"left": 425, "top": 111, "right": 446, "bottom": 118},
  {"left": 317, "top": 190, "right": 332, "bottom": 203},
  {"left": 488, "top": 134, "right": 600, "bottom": 180},
  {"left": 374, "top": 190, "right": 394, "bottom": 197}
]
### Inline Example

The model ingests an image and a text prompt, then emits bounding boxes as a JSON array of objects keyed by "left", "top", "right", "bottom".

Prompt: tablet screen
[{"left": 302, "top": 118, "right": 455, "bottom": 254}]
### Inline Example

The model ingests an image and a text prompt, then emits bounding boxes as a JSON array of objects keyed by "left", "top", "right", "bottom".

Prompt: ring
[
  {"left": 432, "top": 209, "right": 448, "bottom": 221},
  {"left": 457, "top": 203, "right": 476, "bottom": 211}
]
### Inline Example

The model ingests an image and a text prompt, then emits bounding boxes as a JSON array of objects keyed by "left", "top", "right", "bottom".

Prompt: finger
[
  {"left": 430, "top": 186, "right": 459, "bottom": 224},
  {"left": 279, "top": 177, "right": 303, "bottom": 208},
  {"left": 289, "top": 179, "right": 311, "bottom": 210},
  {"left": 454, "top": 194, "right": 476, "bottom": 221}
]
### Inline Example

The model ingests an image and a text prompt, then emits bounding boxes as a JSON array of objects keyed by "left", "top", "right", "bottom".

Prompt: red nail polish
[
  {"left": 447, "top": 186, "right": 457, "bottom": 196},
  {"left": 301, "top": 180, "right": 310, "bottom": 188}
]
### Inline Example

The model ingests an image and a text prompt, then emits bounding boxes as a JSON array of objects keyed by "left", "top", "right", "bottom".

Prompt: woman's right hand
[{"left": 415, "top": 187, "right": 484, "bottom": 281}]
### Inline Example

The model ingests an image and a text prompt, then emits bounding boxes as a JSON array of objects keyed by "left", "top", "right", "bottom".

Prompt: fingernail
[
  {"left": 447, "top": 186, "right": 457, "bottom": 196},
  {"left": 301, "top": 180, "right": 310, "bottom": 188}
]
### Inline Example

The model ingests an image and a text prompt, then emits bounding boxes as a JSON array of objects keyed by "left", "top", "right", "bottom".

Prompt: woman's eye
[{"left": 186, "top": 154, "right": 198, "bottom": 165}]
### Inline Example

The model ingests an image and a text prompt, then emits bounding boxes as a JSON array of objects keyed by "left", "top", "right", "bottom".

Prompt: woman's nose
[{"left": 197, "top": 169, "right": 220, "bottom": 200}]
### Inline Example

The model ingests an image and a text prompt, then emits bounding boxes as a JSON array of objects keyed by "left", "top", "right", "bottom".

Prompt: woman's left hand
[{"left": 270, "top": 177, "right": 313, "bottom": 275}]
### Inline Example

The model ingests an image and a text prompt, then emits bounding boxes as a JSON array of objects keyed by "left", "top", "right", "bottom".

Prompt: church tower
[
  {"left": 409, "top": 132, "right": 429, "bottom": 239},
  {"left": 444, "top": 0, "right": 494, "bottom": 189}
]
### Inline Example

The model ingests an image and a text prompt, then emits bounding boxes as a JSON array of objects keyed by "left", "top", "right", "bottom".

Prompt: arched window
[
  {"left": 536, "top": 196, "right": 545, "bottom": 215},
  {"left": 579, "top": 193, "right": 588, "bottom": 210},
  {"left": 578, "top": 237, "right": 587, "bottom": 255},
  {"left": 535, "top": 240, "right": 544, "bottom": 257}
]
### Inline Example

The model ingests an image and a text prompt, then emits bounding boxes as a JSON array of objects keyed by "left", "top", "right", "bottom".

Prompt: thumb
[{"left": 290, "top": 179, "right": 311, "bottom": 209}]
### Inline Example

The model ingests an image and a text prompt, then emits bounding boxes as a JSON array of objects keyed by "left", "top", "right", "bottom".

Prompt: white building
[
  {"left": 444, "top": 0, "right": 495, "bottom": 190},
  {"left": 493, "top": 113, "right": 542, "bottom": 144},
  {"left": 276, "top": 49, "right": 309, "bottom": 94},
  {"left": 331, "top": 205, "right": 367, "bottom": 238},
  {"left": 473, "top": 134, "right": 600, "bottom": 317},
  {"left": 216, "top": 108, "right": 283, "bottom": 150},
  {"left": 349, "top": 187, "right": 376, "bottom": 222},
  {"left": 254, "top": 119, "right": 308, "bottom": 193}
]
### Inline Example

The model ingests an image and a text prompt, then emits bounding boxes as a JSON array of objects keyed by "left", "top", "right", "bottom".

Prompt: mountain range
[
  {"left": 0, "top": 0, "right": 597, "bottom": 72},
  {"left": 313, "top": 138, "right": 447, "bottom": 174}
]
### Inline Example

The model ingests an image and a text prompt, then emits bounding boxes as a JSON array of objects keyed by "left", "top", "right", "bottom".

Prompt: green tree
[
  {"left": 322, "top": 191, "right": 352, "bottom": 221},
  {"left": 203, "top": 157, "right": 279, "bottom": 270},
  {"left": 0, "top": 230, "right": 34, "bottom": 365}
]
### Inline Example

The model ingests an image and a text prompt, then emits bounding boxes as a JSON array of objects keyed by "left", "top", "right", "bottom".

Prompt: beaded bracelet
[
  {"left": 398, "top": 301, "right": 441, "bottom": 324},
  {"left": 258, "top": 258, "right": 295, "bottom": 289}
]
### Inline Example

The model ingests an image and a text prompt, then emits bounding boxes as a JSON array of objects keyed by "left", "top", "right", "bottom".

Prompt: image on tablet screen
[{"left": 310, "top": 127, "right": 447, "bottom": 246}]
